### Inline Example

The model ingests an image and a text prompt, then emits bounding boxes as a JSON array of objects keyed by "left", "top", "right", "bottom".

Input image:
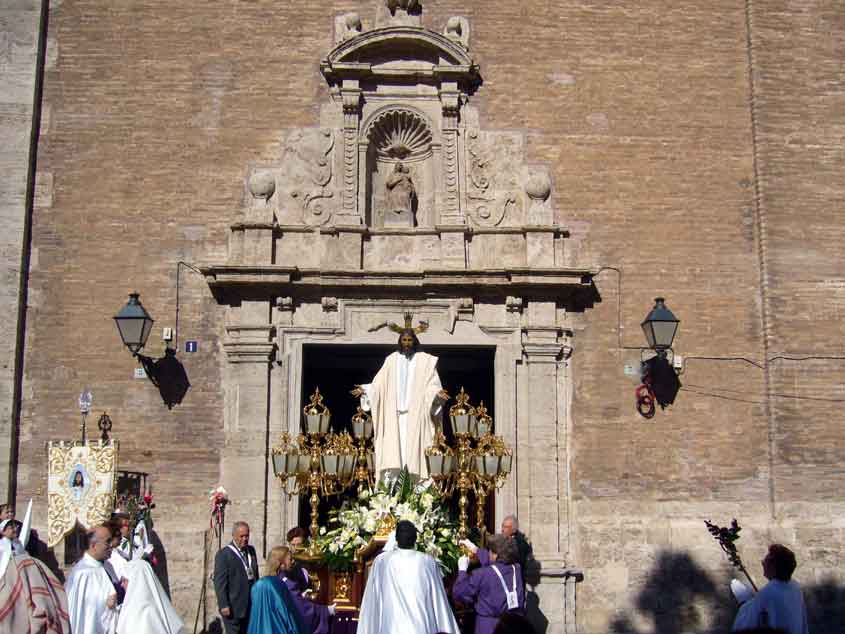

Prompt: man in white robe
[
  {"left": 358, "top": 520, "right": 459, "bottom": 634},
  {"left": 353, "top": 326, "right": 448, "bottom": 480},
  {"left": 66, "top": 524, "right": 119, "bottom": 634},
  {"left": 732, "top": 544, "right": 809, "bottom": 634}
]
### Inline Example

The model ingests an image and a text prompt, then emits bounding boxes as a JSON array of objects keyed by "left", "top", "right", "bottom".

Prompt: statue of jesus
[{"left": 351, "top": 315, "right": 448, "bottom": 481}]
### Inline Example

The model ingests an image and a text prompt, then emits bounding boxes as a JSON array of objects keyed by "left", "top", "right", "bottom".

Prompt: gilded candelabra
[
  {"left": 425, "top": 387, "right": 513, "bottom": 539},
  {"left": 350, "top": 406, "right": 375, "bottom": 493},
  {"left": 271, "top": 388, "right": 358, "bottom": 556}
]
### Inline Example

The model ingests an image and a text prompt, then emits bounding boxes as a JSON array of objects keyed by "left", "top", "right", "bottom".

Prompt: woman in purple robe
[
  {"left": 277, "top": 547, "right": 334, "bottom": 634},
  {"left": 453, "top": 533, "right": 526, "bottom": 634}
]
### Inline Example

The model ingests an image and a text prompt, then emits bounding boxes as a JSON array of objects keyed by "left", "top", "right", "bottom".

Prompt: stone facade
[{"left": 2, "top": 1, "right": 845, "bottom": 633}]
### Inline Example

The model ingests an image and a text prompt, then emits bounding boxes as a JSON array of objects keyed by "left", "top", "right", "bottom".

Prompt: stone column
[
  {"left": 339, "top": 80, "right": 362, "bottom": 225},
  {"left": 518, "top": 301, "right": 570, "bottom": 565},
  {"left": 221, "top": 301, "right": 275, "bottom": 556},
  {"left": 439, "top": 82, "right": 462, "bottom": 224}
]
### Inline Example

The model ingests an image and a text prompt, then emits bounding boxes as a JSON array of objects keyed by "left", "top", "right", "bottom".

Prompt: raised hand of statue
[
  {"left": 437, "top": 388, "right": 449, "bottom": 401},
  {"left": 350, "top": 385, "right": 364, "bottom": 398}
]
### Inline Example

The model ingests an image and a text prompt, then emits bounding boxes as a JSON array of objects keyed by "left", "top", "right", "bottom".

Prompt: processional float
[{"left": 271, "top": 385, "right": 512, "bottom": 547}]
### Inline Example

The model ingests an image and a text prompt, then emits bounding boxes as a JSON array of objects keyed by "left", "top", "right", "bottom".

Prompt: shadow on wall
[
  {"left": 609, "top": 550, "right": 845, "bottom": 634},
  {"left": 148, "top": 522, "right": 171, "bottom": 598}
]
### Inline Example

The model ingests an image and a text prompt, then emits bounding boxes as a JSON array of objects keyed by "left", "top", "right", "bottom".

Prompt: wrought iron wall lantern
[
  {"left": 637, "top": 297, "right": 682, "bottom": 418},
  {"left": 113, "top": 292, "right": 190, "bottom": 409}
]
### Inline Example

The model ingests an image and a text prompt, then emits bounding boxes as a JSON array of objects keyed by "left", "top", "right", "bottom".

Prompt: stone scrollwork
[
  {"left": 282, "top": 128, "right": 336, "bottom": 226},
  {"left": 293, "top": 189, "right": 335, "bottom": 226},
  {"left": 468, "top": 191, "right": 522, "bottom": 227},
  {"left": 466, "top": 129, "right": 492, "bottom": 195}
]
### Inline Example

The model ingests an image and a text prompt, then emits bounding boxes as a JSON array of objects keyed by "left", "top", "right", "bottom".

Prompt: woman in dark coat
[{"left": 452, "top": 534, "right": 526, "bottom": 634}]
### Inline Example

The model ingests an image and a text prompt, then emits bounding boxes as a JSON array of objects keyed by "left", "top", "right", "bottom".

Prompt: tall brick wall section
[
  {"left": 0, "top": 2, "right": 42, "bottom": 499},
  {"left": 9, "top": 1, "right": 844, "bottom": 631}
]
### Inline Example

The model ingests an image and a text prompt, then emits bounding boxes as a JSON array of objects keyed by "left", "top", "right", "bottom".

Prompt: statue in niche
[{"left": 385, "top": 161, "right": 416, "bottom": 226}]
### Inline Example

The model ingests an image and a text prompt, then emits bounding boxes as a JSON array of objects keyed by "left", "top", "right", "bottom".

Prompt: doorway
[{"left": 297, "top": 343, "right": 496, "bottom": 534}]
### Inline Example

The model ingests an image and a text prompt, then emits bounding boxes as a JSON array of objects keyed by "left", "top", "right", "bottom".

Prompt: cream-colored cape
[{"left": 362, "top": 351, "right": 443, "bottom": 479}]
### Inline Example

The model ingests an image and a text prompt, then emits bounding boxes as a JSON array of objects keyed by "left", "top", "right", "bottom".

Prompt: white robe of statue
[
  {"left": 357, "top": 548, "right": 459, "bottom": 634},
  {"left": 361, "top": 350, "right": 443, "bottom": 479},
  {"left": 66, "top": 553, "right": 119, "bottom": 634}
]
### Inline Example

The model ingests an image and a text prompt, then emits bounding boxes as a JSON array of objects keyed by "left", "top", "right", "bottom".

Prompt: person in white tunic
[
  {"left": 107, "top": 514, "right": 184, "bottom": 634},
  {"left": 66, "top": 524, "right": 119, "bottom": 634},
  {"left": 352, "top": 316, "right": 448, "bottom": 480},
  {"left": 731, "top": 543, "right": 809, "bottom": 634},
  {"left": 358, "top": 520, "right": 459, "bottom": 634},
  {"left": 108, "top": 513, "right": 154, "bottom": 582}
]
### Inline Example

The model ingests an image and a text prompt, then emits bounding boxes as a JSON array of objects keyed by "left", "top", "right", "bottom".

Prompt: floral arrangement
[
  {"left": 209, "top": 485, "right": 230, "bottom": 536},
  {"left": 316, "top": 469, "right": 460, "bottom": 574}
]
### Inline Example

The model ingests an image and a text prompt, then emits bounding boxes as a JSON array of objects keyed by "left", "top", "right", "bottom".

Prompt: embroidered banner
[{"left": 46, "top": 440, "right": 118, "bottom": 547}]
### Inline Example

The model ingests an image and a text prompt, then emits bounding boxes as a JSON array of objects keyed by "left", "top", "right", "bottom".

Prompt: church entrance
[{"left": 298, "top": 343, "right": 497, "bottom": 534}]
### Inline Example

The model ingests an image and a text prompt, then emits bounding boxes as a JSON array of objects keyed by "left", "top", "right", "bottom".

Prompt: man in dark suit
[{"left": 213, "top": 521, "right": 259, "bottom": 634}]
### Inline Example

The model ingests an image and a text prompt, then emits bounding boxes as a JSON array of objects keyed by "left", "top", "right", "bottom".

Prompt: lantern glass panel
[
  {"left": 319, "top": 414, "right": 331, "bottom": 434},
  {"left": 322, "top": 454, "right": 340, "bottom": 475},
  {"left": 272, "top": 453, "right": 285, "bottom": 477},
  {"left": 297, "top": 454, "right": 311, "bottom": 474},
  {"left": 427, "top": 454, "right": 445, "bottom": 476},
  {"left": 485, "top": 455, "right": 500, "bottom": 475},
  {"left": 304, "top": 414, "right": 321, "bottom": 434},
  {"left": 499, "top": 454, "right": 513, "bottom": 475}
]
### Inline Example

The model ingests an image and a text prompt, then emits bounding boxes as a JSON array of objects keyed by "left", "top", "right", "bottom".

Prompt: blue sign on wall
[{"left": 185, "top": 341, "right": 198, "bottom": 353}]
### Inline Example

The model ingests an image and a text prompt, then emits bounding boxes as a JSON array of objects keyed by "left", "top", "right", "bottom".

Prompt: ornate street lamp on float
[
  {"left": 113, "top": 292, "right": 190, "bottom": 409},
  {"left": 636, "top": 297, "right": 682, "bottom": 419}
]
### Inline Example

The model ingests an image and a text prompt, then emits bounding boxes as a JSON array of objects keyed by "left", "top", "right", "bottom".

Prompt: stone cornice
[
  {"left": 228, "top": 223, "right": 570, "bottom": 238},
  {"left": 202, "top": 265, "right": 596, "bottom": 299},
  {"left": 222, "top": 341, "right": 276, "bottom": 364}
]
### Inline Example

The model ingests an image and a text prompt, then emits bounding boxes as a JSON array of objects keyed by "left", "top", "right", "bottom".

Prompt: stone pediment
[{"left": 321, "top": 26, "right": 478, "bottom": 82}]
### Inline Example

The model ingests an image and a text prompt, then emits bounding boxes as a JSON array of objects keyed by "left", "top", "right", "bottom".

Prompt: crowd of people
[
  {"left": 0, "top": 496, "right": 813, "bottom": 634},
  {"left": 211, "top": 515, "right": 538, "bottom": 634}
]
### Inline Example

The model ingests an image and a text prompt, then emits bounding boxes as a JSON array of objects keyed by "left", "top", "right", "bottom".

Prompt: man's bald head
[{"left": 87, "top": 525, "right": 114, "bottom": 561}]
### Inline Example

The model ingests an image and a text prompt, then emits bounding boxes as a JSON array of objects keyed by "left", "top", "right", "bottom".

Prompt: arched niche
[{"left": 361, "top": 105, "right": 435, "bottom": 227}]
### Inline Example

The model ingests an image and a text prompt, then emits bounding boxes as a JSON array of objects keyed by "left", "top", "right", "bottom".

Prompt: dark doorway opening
[{"left": 297, "top": 343, "right": 496, "bottom": 535}]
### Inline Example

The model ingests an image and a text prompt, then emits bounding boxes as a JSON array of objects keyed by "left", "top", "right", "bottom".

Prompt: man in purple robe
[
  {"left": 278, "top": 547, "right": 333, "bottom": 634},
  {"left": 453, "top": 534, "right": 526, "bottom": 634}
]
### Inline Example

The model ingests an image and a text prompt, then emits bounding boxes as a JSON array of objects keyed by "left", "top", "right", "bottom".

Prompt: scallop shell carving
[{"left": 369, "top": 109, "right": 433, "bottom": 162}]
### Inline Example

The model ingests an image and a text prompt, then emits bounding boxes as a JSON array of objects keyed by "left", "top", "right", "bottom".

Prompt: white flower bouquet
[{"left": 316, "top": 468, "right": 460, "bottom": 573}]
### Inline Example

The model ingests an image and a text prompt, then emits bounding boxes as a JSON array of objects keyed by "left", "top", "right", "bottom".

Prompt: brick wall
[{"left": 3, "top": 1, "right": 843, "bottom": 631}]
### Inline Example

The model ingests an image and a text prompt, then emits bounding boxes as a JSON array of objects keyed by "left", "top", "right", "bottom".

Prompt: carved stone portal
[{"left": 225, "top": 2, "right": 574, "bottom": 271}]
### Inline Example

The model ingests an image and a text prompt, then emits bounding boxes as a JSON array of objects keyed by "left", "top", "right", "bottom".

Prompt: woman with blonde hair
[{"left": 247, "top": 546, "right": 306, "bottom": 634}]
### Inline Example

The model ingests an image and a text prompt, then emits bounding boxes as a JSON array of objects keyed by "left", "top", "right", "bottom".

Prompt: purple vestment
[
  {"left": 279, "top": 573, "right": 331, "bottom": 634},
  {"left": 452, "top": 550, "right": 526, "bottom": 634}
]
